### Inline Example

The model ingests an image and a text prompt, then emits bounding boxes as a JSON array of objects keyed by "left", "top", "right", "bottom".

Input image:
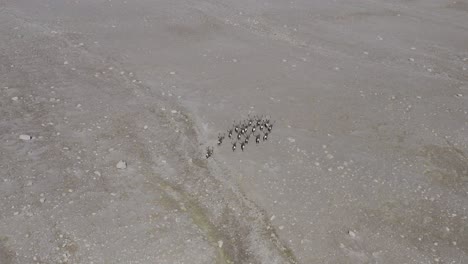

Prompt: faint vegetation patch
[
  {"left": 165, "top": 9, "right": 224, "bottom": 41},
  {"left": 419, "top": 144, "right": 468, "bottom": 188},
  {"left": 328, "top": 9, "right": 401, "bottom": 23},
  {"left": 53, "top": 230, "right": 80, "bottom": 263},
  {"left": 0, "top": 236, "right": 15, "bottom": 264},
  {"left": 446, "top": 1, "right": 468, "bottom": 13},
  {"left": 358, "top": 198, "right": 467, "bottom": 256}
]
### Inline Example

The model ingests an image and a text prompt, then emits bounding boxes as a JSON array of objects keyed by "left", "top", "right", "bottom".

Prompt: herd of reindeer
[{"left": 206, "top": 115, "right": 275, "bottom": 158}]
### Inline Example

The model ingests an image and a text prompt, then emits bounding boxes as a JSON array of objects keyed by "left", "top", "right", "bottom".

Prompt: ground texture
[{"left": 1, "top": 1, "right": 467, "bottom": 263}]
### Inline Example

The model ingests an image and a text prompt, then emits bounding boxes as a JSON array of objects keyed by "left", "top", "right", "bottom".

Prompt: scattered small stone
[
  {"left": 279, "top": 225, "right": 284, "bottom": 230},
  {"left": 169, "top": 71, "right": 176, "bottom": 75},
  {"left": 218, "top": 240, "right": 223, "bottom": 248},
  {"left": 456, "top": 93, "right": 463, "bottom": 97},
  {"left": 11, "top": 96, "right": 19, "bottom": 101},
  {"left": 348, "top": 230, "right": 356, "bottom": 238},
  {"left": 64, "top": 61, "right": 69, "bottom": 65},
  {"left": 26, "top": 180, "right": 33, "bottom": 186},
  {"left": 144, "top": 125, "right": 148, "bottom": 130},
  {"left": 409, "top": 58, "right": 415, "bottom": 62},
  {"left": 19, "top": 134, "right": 32, "bottom": 141},
  {"left": 116, "top": 160, "right": 127, "bottom": 169},
  {"left": 287, "top": 137, "right": 296, "bottom": 143},
  {"left": 171, "top": 110, "right": 177, "bottom": 114},
  {"left": 93, "top": 171, "right": 101, "bottom": 177},
  {"left": 40, "top": 198, "right": 46, "bottom": 203}
]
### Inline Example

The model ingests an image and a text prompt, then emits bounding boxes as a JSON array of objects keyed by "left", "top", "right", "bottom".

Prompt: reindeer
[
  {"left": 217, "top": 133, "right": 225, "bottom": 146},
  {"left": 205, "top": 146, "right": 214, "bottom": 158}
]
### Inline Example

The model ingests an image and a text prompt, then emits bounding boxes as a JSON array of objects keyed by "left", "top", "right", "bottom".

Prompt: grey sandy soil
[{"left": 1, "top": 0, "right": 468, "bottom": 263}]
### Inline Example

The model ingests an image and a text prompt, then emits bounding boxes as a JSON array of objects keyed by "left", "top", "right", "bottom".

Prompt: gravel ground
[{"left": 1, "top": 1, "right": 467, "bottom": 263}]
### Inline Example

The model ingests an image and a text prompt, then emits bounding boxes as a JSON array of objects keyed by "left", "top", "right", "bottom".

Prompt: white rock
[
  {"left": 40, "top": 198, "right": 46, "bottom": 203},
  {"left": 456, "top": 93, "right": 463, "bottom": 97},
  {"left": 279, "top": 225, "right": 284, "bottom": 230},
  {"left": 19, "top": 134, "right": 32, "bottom": 140},
  {"left": 11, "top": 96, "right": 19, "bottom": 101},
  {"left": 287, "top": 137, "right": 296, "bottom": 143},
  {"left": 171, "top": 110, "right": 177, "bottom": 114},
  {"left": 116, "top": 160, "right": 127, "bottom": 169},
  {"left": 93, "top": 171, "right": 101, "bottom": 177},
  {"left": 169, "top": 71, "right": 176, "bottom": 75},
  {"left": 348, "top": 230, "right": 356, "bottom": 238},
  {"left": 143, "top": 125, "right": 148, "bottom": 130},
  {"left": 218, "top": 240, "right": 223, "bottom": 248}
]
